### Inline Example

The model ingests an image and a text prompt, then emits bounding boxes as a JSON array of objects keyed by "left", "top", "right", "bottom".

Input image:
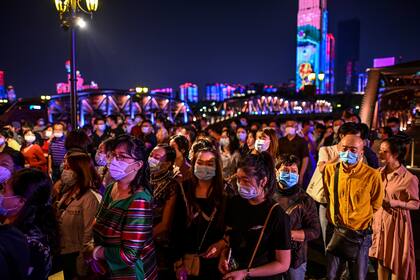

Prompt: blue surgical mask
[
  {"left": 194, "top": 164, "right": 216, "bottom": 181},
  {"left": 277, "top": 171, "right": 299, "bottom": 188},
  {"left": 339, "top": 151, "right": 359, "bottom": 165},
  {"left": 237, "top": 181, "right": 259, "bottom": 200}
]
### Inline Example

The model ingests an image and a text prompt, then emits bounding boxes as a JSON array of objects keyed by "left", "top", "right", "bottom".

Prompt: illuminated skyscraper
[{"left": 296, "top": 0, "right": 334, "bottom": 94}]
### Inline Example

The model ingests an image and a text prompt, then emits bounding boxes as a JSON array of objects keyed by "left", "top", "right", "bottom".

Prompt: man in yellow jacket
[{"left": 323, "top": 134, "right": 383, "bottom": 279}]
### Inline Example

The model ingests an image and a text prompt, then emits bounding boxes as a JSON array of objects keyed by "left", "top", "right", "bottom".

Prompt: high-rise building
[
  {"left": 296, "top": 0, "right": 334, "bottom": 94},
  {"left": 180, "top": 83, "right": 198, "bottom": 103},
  {"left": 0, "top": 71, "right": 6, "bottom": 99},
  {"left": 336, "top": 19, "right": 360, "bottom": 92}
]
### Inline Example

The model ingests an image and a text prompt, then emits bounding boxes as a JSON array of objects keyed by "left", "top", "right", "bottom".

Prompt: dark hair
[
  {"left": 169, "top": 135, "right": 189, "bottom": 159},
  {"left": 380, "top": 126, "right": 393, "bottom": 138},
  {"left": 338, "top": 122, "right": 360, "bottom": 137},
  {"left": 387, "top": 117, "right": 400, "bottom": 125},
  {"left": 358, "top": 123, "right": 369, "bottom": 140},
  {"left": 0, "top": 128, "right": 13, "bottom": 139},
  {"left": 237, "top": 152, "right": 276, "bottom": 198},
  {"left": 66, "top": 152, "right": 101, "bottom": 197},
  {"left": 94, "top": 117, "right": 105, "bottom": 125},
  {"left": 191, "top": 138, "right": 217, "bottom": 158},
  {"left": 113, "top": 135, "right": 151, "bottom": 194},
  {"left": 53, "top": 122, "right": 64, "bottom": 130},
  {"left": 382, "top": 137, "right": 407, "bottom": 163},
  {"left": 277, "top": 154, "right": 301, "bottom": 169},
  {"left": 11, "top": 169, "right": 60, "bottom": 255},
  {"left": 221, "top": 130, "right": 240, "bottom": 155},
  {"left": 65, "top": 129, "right": 91, "bottom": 151},
  {"left": 187, "top": 146, "right": 225, "bottom": 227},
  {"left": 107, "top": 115, "right": 118, "bottom": 124},
  {"left": 156, "top": 144, "right": 176, "bottom": 165}
]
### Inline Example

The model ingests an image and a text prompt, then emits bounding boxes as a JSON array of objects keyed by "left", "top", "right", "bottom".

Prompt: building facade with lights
[{"left": 296, "top": 0, "right": 335, "bottom": 94}]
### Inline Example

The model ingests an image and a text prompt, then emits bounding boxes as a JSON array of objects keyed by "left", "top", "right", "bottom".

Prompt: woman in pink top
[{"left": 369, "top": 137, "right": 419, "bottom": 280}]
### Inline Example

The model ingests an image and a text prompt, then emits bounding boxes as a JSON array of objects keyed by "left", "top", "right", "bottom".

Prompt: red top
[{"left": 22, "top": 144, "right": 47, "bottom": 172}]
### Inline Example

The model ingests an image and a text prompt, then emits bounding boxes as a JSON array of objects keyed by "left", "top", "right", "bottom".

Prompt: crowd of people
[{"left": 0, "top": 111, "right": 418, "bottom": 280}]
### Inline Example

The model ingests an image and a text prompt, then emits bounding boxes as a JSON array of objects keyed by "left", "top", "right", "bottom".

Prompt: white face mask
[
  {"left": 24, "top": 135, "right": 36, "bottom": 144},
  {"left": 142, "top": 126, "right": 152, "bottom": 134},
  {"left": 97, "top": 124, "right": 106, "bottom": 132},
  {"left": 220, "top": 138, "right": 230, "bottom": 147},
  {"left": 0, "top": 138, "right": 5, "bottom": 146},
  {"left": 54, "top": 132, "right": 64, "bottom": 138},
  {"left": 333, "top": 126, "right": 340, "bottom": 134},
  {"left": 255, "top": 139, "right": 270, "bottom": 152},
  {"left": 0, "top": 166, "right": 12, "bottom": 184},
  {"left": 95, "top": 152, "right": 107, "bottom": 166},
  {"left": 148, "top": 157, "right": 161, "bottom": 173},
  {"left": 109, "top": 158, "right": 139, "bottom": 181},
  {"left": 45, "top": 131, "right": 52, "bottom": 138},
  {"left": 237, "top": 181, "right": 259, "bottom": 200},
  {"left": 237, "top": 132, "right": 247, "bottom": 142},
  {"left": 61, "top": 169, "right": 77, "bottom": 186},
  {"left": 285, "top": 127, "right": 296, "bottom": 136}
]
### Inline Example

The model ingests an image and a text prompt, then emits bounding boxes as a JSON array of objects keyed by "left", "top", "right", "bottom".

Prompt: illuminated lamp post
[{"left": 54, "top": 0, "right": 99, "bottom": 129}]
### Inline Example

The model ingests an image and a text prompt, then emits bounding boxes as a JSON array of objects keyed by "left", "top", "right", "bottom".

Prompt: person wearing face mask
[
  {"left": 253, "top": 128, "right": 279, "bottom": 161},
  {"left": 0, "top": 153, "right": 14, "bottom": 187},
  {"left": 322, "top": 119, "right": 344, "bottom": 147},
  {"left": 273, "top": 154, "right": 319, "bottom": 280},
  {"left": 371, "top": 126, "right": 393, "bottom": 159},
  {"left": 220, "top": 131, "right": 240, "bottom": 181},
  {"left": 137, "top": 120, "right": 157, "bottom": 156},
  {"left": 169, "top": 135, "right": 192, "bottom": 183},
  {"left": 33, "top": 118, "right": 46, "bottom": 133},
  {"left": 174, "top": 147, "right": 227, "bottom": 280},
  {"left": 21, "top": 131, "right": 47, "bottom": 172},
  {"left": 278, "top": 119, "right": 309, "bottom": 187},
  {"left": 53, "top": 153, "right": 102, "bottom": 280},
  {"left": 148, "top": 144, "right": 180, "bottom": 278},
  {"left": 48, "top": 123, "right": 67, "bottom": 182},
  {"left": 236, "top": 127, "right": 249, "bottom": 156},
  {"left": 91, "top": 135, "right": 158, "bottom": 279},
  {"left": 219, "top": 152, "right": 291, "bottom": 279},
  {"left": 92, "top": 118, "right": 109, "bottom": 153},
  {"left": 41, "top": 126, "right": 53, "bottom": 157},
  {"left": 323, "top": 134, "right": 383, "bottom": 280},
  {"left": 369, "top": 138, "right": 419, "bottom": 280},
  {"left": 1, "top": 168, "right": 60, "bottom": 280},
  {"left": 106, "top": 115, "right": 125, "bottom": 138}
]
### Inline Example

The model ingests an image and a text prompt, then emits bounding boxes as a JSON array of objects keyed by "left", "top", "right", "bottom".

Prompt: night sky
[{"left": 0, "top": 0, "right": 419, "bottom": 98}]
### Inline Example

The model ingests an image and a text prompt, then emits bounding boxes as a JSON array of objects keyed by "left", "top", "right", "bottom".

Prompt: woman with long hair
[
  {"left": 370, "top": 137, "right": 419, "bottom": 279},
  {"left": 174, "top": 146, "right": 227, "bottom": 280},
  {"left": 219, "top": 130, "right": 240, "bottom": 181},
  {"left": 170, "top": 134, "right": 192, "bottom": 182},
  {"left": 1, "top": 168, "right": 59, "bottom": 280},
  {"left": 219, "top": 152, "right": 291, "bottom": 280},
  {"left": 91, "top": 135, "right": 157, "bottom": 279},
  {"left": 54, "top": 152, "right": 102, "bottom": 280},
  {"left": 253, "top": 128, "right": 279, "bottom": 162}
]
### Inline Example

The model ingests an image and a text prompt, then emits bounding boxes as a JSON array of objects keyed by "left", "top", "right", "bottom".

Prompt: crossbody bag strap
[
  {"left": 197, "top": 208, "right": 217, "bottom": 252},
  {"left": 333, "top": 163, "right": 340, "bottom": 226},
  {"left": 247, "top": 202, "right": 279, "bottom": 271}
]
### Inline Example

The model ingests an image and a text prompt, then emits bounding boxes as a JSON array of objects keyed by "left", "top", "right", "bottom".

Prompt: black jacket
[{"left": 273, "top": 186, "right": 320, "bottom": 268}]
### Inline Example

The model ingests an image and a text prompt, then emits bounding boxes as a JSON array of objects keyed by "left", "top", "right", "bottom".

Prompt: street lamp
[{"left": 54, "top": 0, "right": 99, "bottom": 129}]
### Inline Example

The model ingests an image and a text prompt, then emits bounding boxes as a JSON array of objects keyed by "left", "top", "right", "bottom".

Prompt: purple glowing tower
[{"left": 296, "top": 0, "right": 335, "bottom": 94}]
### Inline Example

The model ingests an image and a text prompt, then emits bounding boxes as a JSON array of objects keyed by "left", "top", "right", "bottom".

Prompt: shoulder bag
[{"left": 326, "top": 164, "right": 365, "bottom": 261}]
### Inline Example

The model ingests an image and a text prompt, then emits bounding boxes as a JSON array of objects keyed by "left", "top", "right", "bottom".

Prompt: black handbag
[{"left": 326, "top": 164, "right": 365, "bottom": 261}]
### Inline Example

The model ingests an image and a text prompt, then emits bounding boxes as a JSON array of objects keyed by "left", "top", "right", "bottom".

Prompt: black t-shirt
[
  {"left": 278, "top": 136, "right": 309, "bottom": 162},
  {"left": 225, "top": 196, "right": 291, "bottom": 279}
]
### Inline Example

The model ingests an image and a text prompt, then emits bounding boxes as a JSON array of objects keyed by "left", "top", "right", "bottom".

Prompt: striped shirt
[
  {"left": 48, "top": 137, "right": 66, "bottom": 167},
  {"left": 93, "top": 184, "right": 157, "bottom": 280}
]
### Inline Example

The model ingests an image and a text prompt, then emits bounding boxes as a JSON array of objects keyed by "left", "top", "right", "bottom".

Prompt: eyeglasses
[{"left": 110, "top": 152, "right": 135, "bottom": 161}]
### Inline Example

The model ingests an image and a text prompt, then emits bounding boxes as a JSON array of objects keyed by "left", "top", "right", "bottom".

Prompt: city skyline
[{"left": 0, "top": 0, "right": 419, "bottom": 98}]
